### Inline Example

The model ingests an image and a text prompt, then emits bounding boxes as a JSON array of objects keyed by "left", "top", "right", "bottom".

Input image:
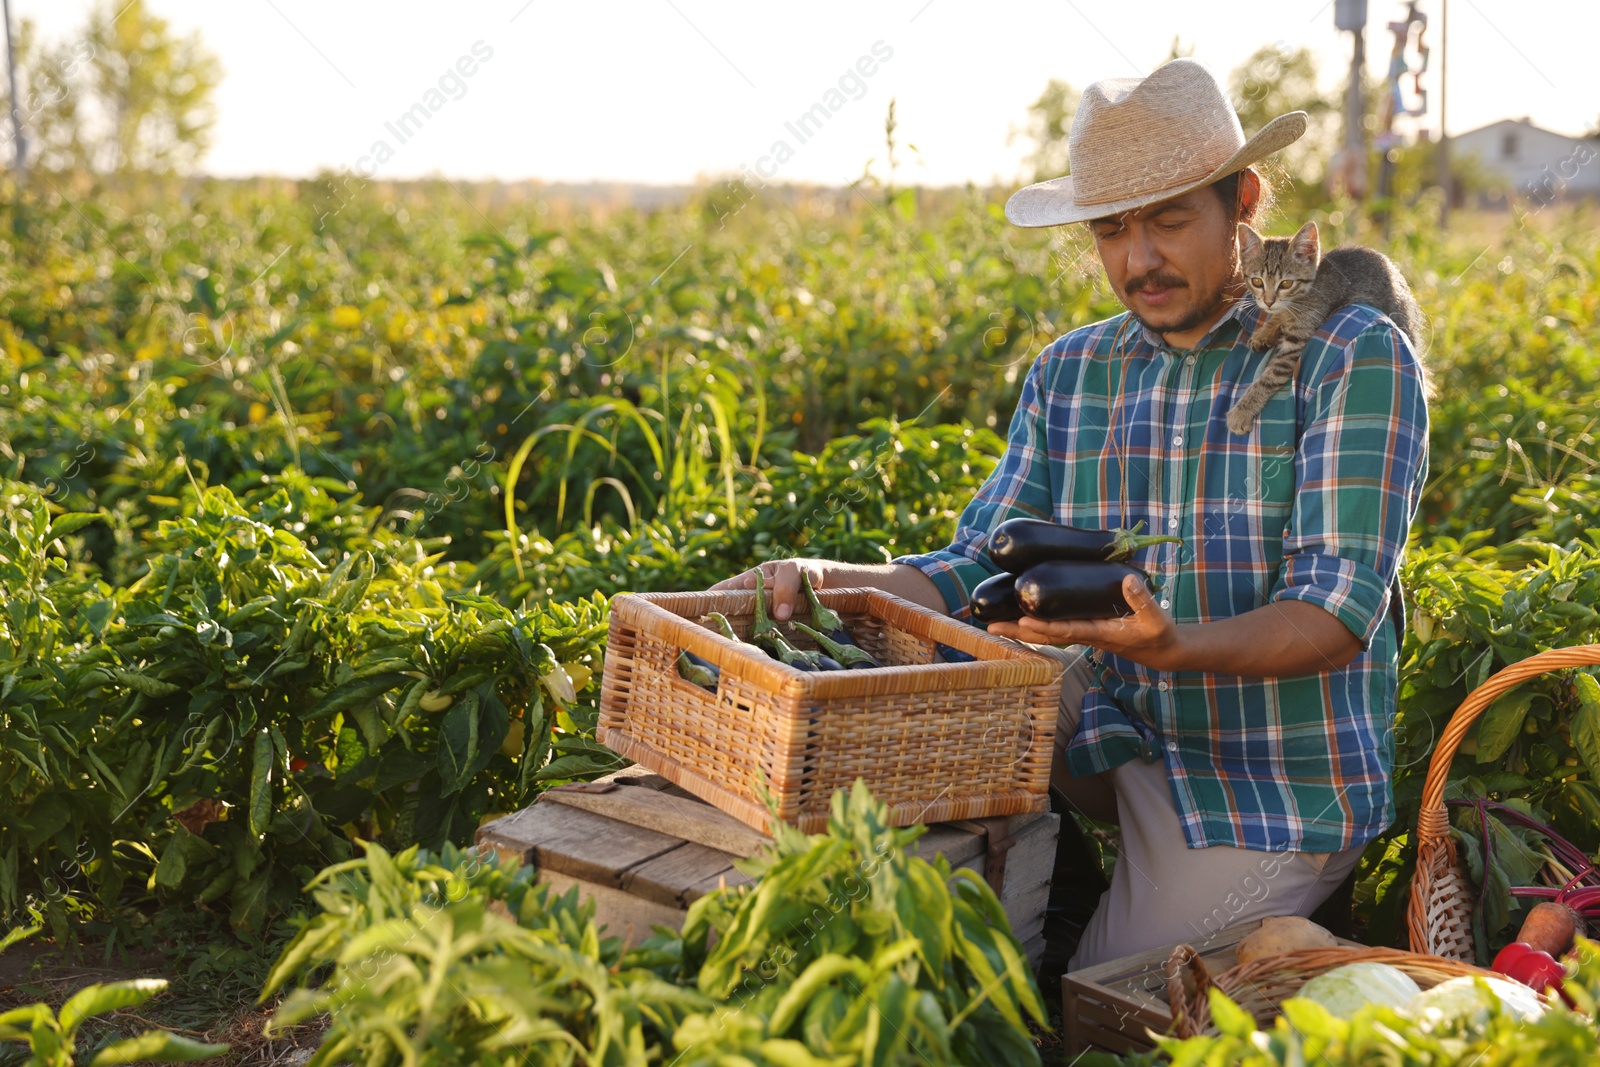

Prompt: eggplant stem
[
  {"left": 703, "top": 611, "right": 741, "bottom": 643},
  {"left": 758, "top": 626, "right": 819, "bottom": 670},
  {"left": 1107, "top": 520, "right": 1184, "bottom": 561},
  {"left": 751, "top": 569, "right": 777, "bottom": 639},
  {"left": 800, "top": 571, "right": 846, "bottom": 634},
  {"left": 792, "top": 621, "right": 880, "bottom": 669}
]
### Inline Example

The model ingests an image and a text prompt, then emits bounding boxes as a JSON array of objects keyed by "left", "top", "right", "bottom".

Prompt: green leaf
[
  {"left": 110, "top": 668, "right": 182, "bottom": 697},
  {"left": 470, "top": 685, "right": 510, "bottom": 781},
  {"left": 89, "top": 1031, "right": 230, "bottom": 1065},
  {"left": 0, "top": 925, "right": 40, "bottom": 956},
  {"left": 59, "top": 979, "right": 167, "bottom": 1035},
  {"left": 349, "top": 695, "right": 389, "bottom": 752},
  {"left": 532, "top": 752, "right": 624, "bottom": 783},
  {"left": 249, "top": 729, "right": 273, "bottom": 837},
  {"left": 437, "top": 690, "right": 482, "bottom": 796},
  {"left": 229, "top": 868, "right": 271, "bottom": 932},
  {"left": 49, "top": 512, "right": 102, "bottom": 538},
  {"left": 0, "top": 1002, "right": 49, "bottom": 1037},
  {"left": 1206, "top": 986, "right": 1256, "bottom": 1038},
  {"left": 372, "top": 742, "right": 432, "bottom": 794},
  {"left": 301, "top": 672, "right": 411, "bottom": 722},
  {"left": 334, "top": 726, "right": 368, "bottom": 773},
  {"left": 1573, "top": 674, "right": 1600, "bottom": 782},
  {"left": 1475, "top": 691, "right": 1533, "bottom": 763},
  {"left": 154, "top": 832, "right": 190, "bottom": 890}
]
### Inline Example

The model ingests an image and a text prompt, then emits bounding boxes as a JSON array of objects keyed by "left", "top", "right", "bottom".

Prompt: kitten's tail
[{"left": 1395, "top": 301, "right": 1435, "bottom": 401}]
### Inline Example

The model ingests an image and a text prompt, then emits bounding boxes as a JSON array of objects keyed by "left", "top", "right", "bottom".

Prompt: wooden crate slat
[
  {"left": 538, "top": 870, "right": 687, "bottom": 949},
  {"left": 683, "top": 864, "right": 755, "bottom": 901},
  {"left": 907, "top": 824, "right": 986, "bottom": 869},
  {"left": 623, "top": 842, "right": 741, "bottom": 908},
  {"left": 493, "top": 802, "right": 684, "bottom": 889},
  {"left": 542, "top": 780, "right": 773, "bottom": 858}
]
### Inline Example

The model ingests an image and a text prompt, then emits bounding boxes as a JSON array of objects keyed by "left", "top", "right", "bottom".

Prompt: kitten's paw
[
  {"left": 1247, "top": 329, "right": 1278, "bottom": 352},
  {"left": 1226, "top": 406, "right": 1258, "bottom": 435}
]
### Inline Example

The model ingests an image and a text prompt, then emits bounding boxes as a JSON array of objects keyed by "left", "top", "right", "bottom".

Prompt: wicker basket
[
  {"left": 1407, "top": 645, "right": 1600, "bottom": 960},
  {"left": 1165, "top": 944, "right": 1503, "bottom": 1038},
  {"left": 595, "top": 587, "right": 1065, "bottom": 834},
  {"left": 1159, "top": 644, "right": 1600, "bottom": 1040}
]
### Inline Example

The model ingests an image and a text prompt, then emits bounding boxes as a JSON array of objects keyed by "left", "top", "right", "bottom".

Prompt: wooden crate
[
  {"left": 597, "top": 588, "right": 1064, "bottom": 834},
  {"left": 477, "top": 766, "right": 1060, "bottom": 970},
  {"left": 1061, "top": 919, "right": 1366, "bottom": 1055}
]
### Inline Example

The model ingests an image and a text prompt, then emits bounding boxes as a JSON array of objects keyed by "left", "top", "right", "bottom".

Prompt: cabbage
[
  {"left": 1295, "top": 962, "right": 1422, "bottom": 1018},
  {"left": 1406, "top": 975, "right": 1546, "bottom": 1032}
]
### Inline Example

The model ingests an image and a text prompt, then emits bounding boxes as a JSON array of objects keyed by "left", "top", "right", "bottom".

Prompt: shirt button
[
  {"left": 1159, "top": 599, "right": 1171, "bottom": 610},
  {"left": 1158, "top": 680, "right": 1169, "bottom": 691},
  {"left": 1185, "top": 355, "right": 1196, "bottom": 366},
  {"left": 1166, "top": 740, "right": 1179, "bottom": 753},
  {"left": 1172, "top": 434, "right": 1183, "bottom": 446},
  {"left": 1167, "top": 517, "right": 1179, "bottom": 529}
]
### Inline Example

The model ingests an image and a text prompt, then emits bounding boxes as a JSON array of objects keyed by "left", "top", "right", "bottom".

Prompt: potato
[{"left": 1234, "top": 916, "right": 1341, "bottom": 966}]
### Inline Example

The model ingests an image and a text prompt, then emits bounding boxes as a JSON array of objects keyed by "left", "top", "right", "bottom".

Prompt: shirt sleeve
[
  {"left": 892, "top": 348, "right": 1061, "bottom": 618},
  {"left": 1270, "top": 317, "right": 1430, "bottom": 647}
]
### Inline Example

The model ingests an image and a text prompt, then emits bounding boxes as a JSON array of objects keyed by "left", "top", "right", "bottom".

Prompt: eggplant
[
  {"left": 935, "top": 642, "right": 978, "bottom": 664},
  {"left": 969, "top": 571, "right": 1025, "bottom": 624},
  {"left": 676, "top": 650, "right": 720, "bottom": 690},
  {"left": 1014, "top": 560, "right": 1156, "bottom": 621},
  {"left": 800, "top": 571, "right": 860, "bottom": 647},
  {"left": 792, "top": 621, "right": 881, "bottom": 669},
  {"left": 987, "top": 518, "right": 1181, "bottom": 573}
]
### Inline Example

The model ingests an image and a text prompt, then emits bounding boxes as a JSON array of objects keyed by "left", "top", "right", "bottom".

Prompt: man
[{"left": 711, "top": 58, "right": 1429, "bottom": 968}]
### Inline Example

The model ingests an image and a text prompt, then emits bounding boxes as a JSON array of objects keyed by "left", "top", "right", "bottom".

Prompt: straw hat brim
[{"left": 1004, "top": 111, "right": 1308, "bottom": 228}]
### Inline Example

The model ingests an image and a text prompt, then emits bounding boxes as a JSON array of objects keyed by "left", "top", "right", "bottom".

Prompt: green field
[{"left": 4, "top": 176, "right": 1600, "bottom": 1063}]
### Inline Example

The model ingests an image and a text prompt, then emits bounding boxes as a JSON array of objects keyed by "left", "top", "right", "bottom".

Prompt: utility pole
[
  {"left": 1, "top": 0, "right": 23, "bottom": 175},
  {"left": 1436, "top": 0, "right": 1449, "bottom": 226}
]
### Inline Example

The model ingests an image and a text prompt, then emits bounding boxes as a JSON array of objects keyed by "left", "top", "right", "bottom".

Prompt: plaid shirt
[{"left": 895, "top": 296, "right": 1430, "bottom": 854}]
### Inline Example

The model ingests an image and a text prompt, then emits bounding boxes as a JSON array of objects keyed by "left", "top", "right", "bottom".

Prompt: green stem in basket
[
  {"left": 800, "top": 571, "right": 853, "bottom": 644},
  {"left": 676, "top": 650, "right": 719, "bottom": 691},
  {"left": 703, "top": 611, "right": 741, "bottom": 643},
  {"left": 751, "top": 569, "right": 778, "bottom": 642},
  {"left": 751, "top": 572, "right": 843, "bottom": 670},
  {"left": 791, "top": 621, "right": 880, "bottom": 670},
  {"left": 754, "top": 627, "right": 824, "bottom": 671}
]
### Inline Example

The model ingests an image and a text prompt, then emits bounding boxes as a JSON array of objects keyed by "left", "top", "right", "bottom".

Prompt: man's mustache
[{"left": 1126, "top": 273, "right": 1187, "bottom": 293}]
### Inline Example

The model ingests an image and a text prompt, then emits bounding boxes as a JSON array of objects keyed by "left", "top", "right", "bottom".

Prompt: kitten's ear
[
  {"left": 1291, "top": 221, "right": 1320, "bottom": 258},
  {"left": 1237, "top": 223, "right": 1263, "bottom": 257}
]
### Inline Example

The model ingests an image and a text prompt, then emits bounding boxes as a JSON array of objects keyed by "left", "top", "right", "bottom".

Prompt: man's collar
[{"left": 1135, "top": 294, "right": 1261, "bottom": 352}]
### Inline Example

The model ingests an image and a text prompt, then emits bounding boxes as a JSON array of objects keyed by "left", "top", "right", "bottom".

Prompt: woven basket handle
[
  {"left": 1164, "top": 943, "right": 1214, "bottom": 1039},
  {"left": 1406, "top": 644, "right": 1600, "bottom": 957}
]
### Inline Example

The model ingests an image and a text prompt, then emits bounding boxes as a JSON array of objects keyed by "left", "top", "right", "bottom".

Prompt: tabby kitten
[{"left": 1228, "top": 221, "right": 1429, "bottom": 434}]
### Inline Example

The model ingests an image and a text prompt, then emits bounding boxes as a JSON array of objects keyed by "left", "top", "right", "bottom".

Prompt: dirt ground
[{"left": 0, "top": 940, "right": 323, "bottom": 1067}]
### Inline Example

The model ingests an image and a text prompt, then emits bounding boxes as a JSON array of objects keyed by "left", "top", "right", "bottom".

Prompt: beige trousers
[{"left": 1025, "top": 644, "right": 1366, "bottom": 971}]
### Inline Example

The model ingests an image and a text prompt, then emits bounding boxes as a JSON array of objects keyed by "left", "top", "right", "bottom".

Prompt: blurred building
[{"left": 1451, "top": 118, "right": 1600, "bottom": 203}]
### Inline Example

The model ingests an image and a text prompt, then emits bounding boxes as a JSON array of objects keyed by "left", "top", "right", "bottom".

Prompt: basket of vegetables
[
  {"left": 596, "top": 574, "right": 1066, "bottom": 835},
  {"left": 1164, "top": 938, "right": 1551, "bottom": 1039},
  {"left": 1407, "top": 644, "right": 1600, "bottom": 963},
  {"left": 1155, "top": 646, "right": 1600, "bottom": 1043}
]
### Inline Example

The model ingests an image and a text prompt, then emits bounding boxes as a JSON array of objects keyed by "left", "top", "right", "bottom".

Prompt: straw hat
[{"left": 1006, "top": 58, "right": 1307, "bottom": 228}]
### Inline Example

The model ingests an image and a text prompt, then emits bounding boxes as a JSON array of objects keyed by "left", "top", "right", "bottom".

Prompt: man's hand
[
  {"left": 988, "top": 573, "right": 1366, "bottom": 678},
  {"left": 708, "top": 559, "right": 828, "bottom": 621},
  {"left": 986, "top": 573, "right": 1183, "bottom": 670},
  {"left": 708, "top": 560, "right": 949, "bottom": 619}
]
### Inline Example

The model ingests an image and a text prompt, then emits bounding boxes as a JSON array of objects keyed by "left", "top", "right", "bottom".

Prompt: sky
[{"left": 9, "top": 1, "right": 1597, "bottom": 187}]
